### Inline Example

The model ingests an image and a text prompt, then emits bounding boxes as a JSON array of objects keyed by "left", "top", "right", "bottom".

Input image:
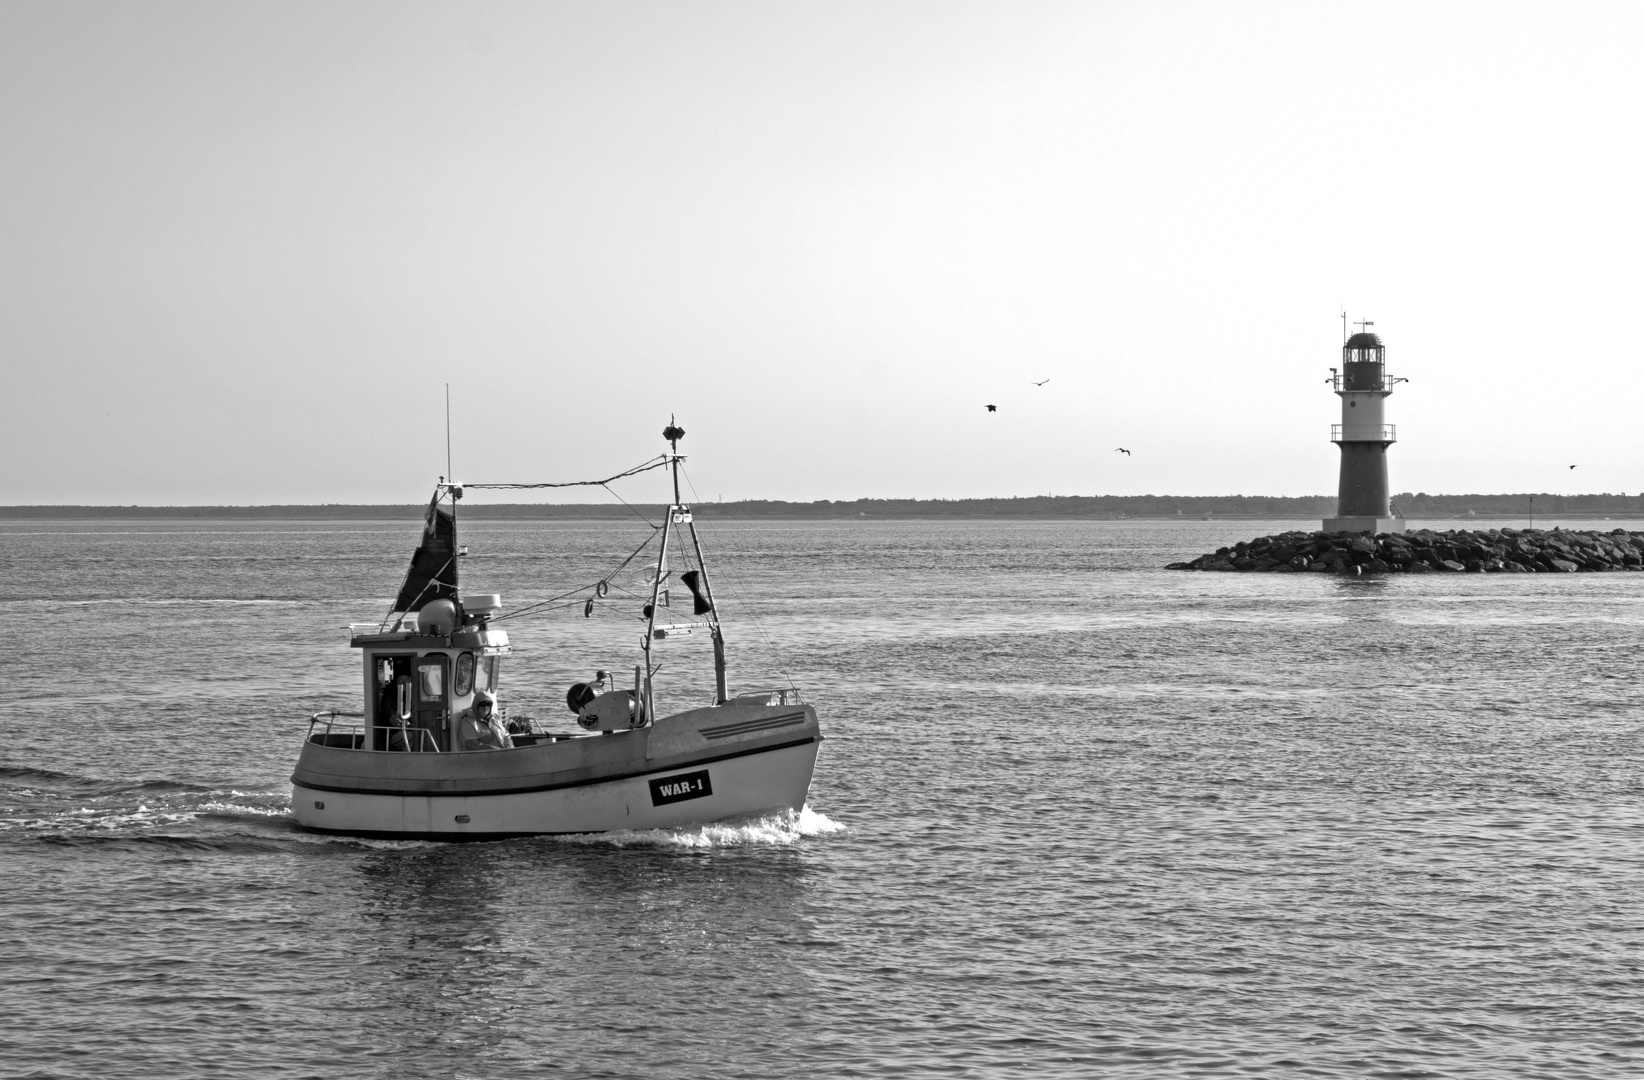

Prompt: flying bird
[
  {"left": 1032, "top": 379, "right": 1050, "bottom": 386},
  {"left": 985, "top": 404, "right": 997, "bottom": 412},
  {"left": 1569, "top": 464, "right": 1577, "bottom": 469},
  {"left": 1116, "top": 448, "right": 1131, "bottom": 455}
]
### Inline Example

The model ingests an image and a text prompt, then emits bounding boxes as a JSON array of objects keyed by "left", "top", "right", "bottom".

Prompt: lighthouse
[{"left": 1323, "top": 323, "right": 1406, "bottom": 534}]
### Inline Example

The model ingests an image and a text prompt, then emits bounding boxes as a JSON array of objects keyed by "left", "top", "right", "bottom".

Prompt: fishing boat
[{"left": 290, "top": 424, "right": 822, "bottom": 839}]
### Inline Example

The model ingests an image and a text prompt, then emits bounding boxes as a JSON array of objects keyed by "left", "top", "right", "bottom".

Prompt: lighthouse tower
[{"left": 1323, "top": 323, "right": 1406, "bottom": 534}]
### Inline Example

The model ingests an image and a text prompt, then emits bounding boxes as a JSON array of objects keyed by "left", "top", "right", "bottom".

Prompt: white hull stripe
[{"left": 291, "top": 735, "right": 818, "bottom": 799}]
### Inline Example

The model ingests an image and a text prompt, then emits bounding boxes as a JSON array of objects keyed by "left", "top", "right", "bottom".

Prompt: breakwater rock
[{"left": 1167, "top": 528, "right": 1644, "bottom": 574}]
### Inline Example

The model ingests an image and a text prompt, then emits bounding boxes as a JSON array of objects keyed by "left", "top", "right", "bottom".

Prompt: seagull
[
  {"left": 1116, "top": 448, "right": 1130, "bottom": 455},
  {"left": 1032, "top": 379, "right": 1050, "bottom": 386},
  {"left": 1569, "top": 464, "right": 1577, "bottom": 469},
  {"left": 985, "top": 404, "right": 997, "bottom": 412}
]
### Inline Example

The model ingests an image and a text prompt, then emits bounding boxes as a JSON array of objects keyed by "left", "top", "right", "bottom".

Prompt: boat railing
[
  {"left": 731, "top": 688, "right": 804, "bottom": 706},
  {"left": 306, "top": 711, "right": 443, "bottom": 753}
]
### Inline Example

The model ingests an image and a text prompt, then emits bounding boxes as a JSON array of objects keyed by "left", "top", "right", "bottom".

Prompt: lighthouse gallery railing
[{"left": 1330, "top": 424, "right": 1397, "bottom": 442}]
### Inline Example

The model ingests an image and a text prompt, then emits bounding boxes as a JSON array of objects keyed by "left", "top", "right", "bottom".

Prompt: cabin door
[
  {"left": 372, "top": 655, "right": 415, "bottom": 752},
  {"left": 413, "top": 656, "right": 449, "bottom": 753}
]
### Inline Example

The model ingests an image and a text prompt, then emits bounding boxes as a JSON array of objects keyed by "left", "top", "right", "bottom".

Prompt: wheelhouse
[{"left": 309, "top": 594, "right": 512, "bottom": 752}]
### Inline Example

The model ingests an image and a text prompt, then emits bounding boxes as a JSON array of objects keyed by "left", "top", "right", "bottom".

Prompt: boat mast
[
  {"left": 639, "top": 421, "right": 691, "bottom": 721},
  {"left": 683, "top": 508, "right": 727, "bottom": 705},
  {"left": 640, "top": 482, "right": 672, "bottom": 725},
  {"left": 442, "top": 478, "right": 461, "bottom": 589},
  {"left": 648, "top": 420, "right": 728, "bottom": 706},
  {"left": 446, "top": 480, "right": 457, "bottom": 542}
]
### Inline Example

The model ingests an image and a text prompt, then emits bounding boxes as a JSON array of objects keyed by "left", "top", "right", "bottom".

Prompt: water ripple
[{"left": 4, "top": 518, "right": 1644, "bottom": 1078}]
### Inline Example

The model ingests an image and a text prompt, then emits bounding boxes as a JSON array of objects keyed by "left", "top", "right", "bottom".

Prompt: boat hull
[{"left": 290, "top": 702, "right": 820, "bottom": 839}]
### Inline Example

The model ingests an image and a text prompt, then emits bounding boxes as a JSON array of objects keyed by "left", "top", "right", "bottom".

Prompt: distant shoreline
[{"left": 3, "top": 493, "right": 1640, "bottom": 522}]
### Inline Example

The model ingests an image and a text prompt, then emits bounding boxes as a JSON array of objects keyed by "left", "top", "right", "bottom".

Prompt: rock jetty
[{"left": 1167, "top": 528, "right": 1644, "bottom": 574}]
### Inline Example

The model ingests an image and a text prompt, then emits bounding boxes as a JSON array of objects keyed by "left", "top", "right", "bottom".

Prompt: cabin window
[
  {"left": 454, "top": 652, "right": 475, "bottom": 697},
  {"left": 478, "top": 655, "right": 501, "bottom": 694},
  {"left": 419, "top": 663, "right": 444, "bottom": 699}
]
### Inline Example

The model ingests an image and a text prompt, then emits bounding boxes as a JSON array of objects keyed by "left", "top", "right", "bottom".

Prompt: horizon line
[{"left": 2, "top": 491, "right": 1639, "bottom": 512}]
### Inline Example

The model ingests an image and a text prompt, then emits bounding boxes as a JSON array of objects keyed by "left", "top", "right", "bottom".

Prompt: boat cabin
[{"left": 344, "top": 593, "right": 512, "bottom": 752}]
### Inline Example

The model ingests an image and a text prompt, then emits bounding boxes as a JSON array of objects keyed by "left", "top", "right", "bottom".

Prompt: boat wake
[
  {"left": 558, "top": 805, "right": 845, "bottom": 849},
  {"left": 3, "top": 769, "right": 843, "bottom": 852},
  {"left": 0, "top": 777, "right": 290, "bottom": 840}
]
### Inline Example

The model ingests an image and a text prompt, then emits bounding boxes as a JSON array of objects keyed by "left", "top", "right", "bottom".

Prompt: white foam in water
[
  {"left": 40, "top": 803, "right": 200, "bottom": 831},
  {"left": 558, "top": 804, "right": 845, "bottom": 849},
  {"left": 4, "top": 792, "right": 843, "bottom": 845},
  {"left": 0, "top": 787, "right": 295, "bottom": 834},
  {"left": 197, "top": 800, "right": 287, "bottom": 817}
]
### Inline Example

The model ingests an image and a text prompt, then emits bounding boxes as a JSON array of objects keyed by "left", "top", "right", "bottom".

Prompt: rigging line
[
  {"left": 463, "top": 456, "right": 670, "bottom": 490},
  {"left": 379, "top": 491, "right": 430, "bottom": 629},
  {"left": 489, "top": 581, "right": 607, "bottom": 623},
  {"left": 601, "top": 481, "right": 661, "bottom": 530},
  {"left": 490, "top": 532, "right": 660, "bottom": 623},
  {"left": 606, "top": 530, "right": 662, "bottom": 583},
  {"left": 378, "top": 485, "right": 454, "bottom": 628},
  {"left": 378, "top": 553, "right": 455, "bottom": 629},
  {"left": 495, "top": 599, "right": 584, "bottom": 618},
  {"left": 714, "top": 557, "right": 796, "bottom": 688},
  {"left": 680, "top": 464, "right": 796, "bottom": 691}
]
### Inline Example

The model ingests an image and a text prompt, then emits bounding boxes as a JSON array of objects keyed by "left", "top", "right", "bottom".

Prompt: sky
[{"left": 3, "top": 0, "right": 1642, "bottom": 505}]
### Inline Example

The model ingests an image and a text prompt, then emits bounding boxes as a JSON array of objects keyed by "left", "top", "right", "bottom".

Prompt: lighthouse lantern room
[{"left": 1323, "top": 323, "right": 1407, "bottom": 534}]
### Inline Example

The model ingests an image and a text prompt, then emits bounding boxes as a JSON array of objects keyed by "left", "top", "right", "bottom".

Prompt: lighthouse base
[{"left": 1322, "top": 515, "right": 1406, "bottom": 536}]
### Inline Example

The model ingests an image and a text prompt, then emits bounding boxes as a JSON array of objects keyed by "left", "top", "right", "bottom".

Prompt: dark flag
[{"left": 391, "top": 492, "right": 458, "bottom": 612}]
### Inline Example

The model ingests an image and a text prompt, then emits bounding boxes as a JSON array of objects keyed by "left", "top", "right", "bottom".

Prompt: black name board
[{"left": 649, "top": 770, "right": 713, "bottom": 806}]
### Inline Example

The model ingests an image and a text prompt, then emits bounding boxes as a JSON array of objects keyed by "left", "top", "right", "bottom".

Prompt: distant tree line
[
  {"left": 1390, "top": 492, "right": 1644, "bottom": 517},
  {"left": 6, "top": 492, "right": 1641, "bottom": 520}
]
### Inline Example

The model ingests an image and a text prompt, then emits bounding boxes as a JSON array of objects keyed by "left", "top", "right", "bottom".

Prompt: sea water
[{"left": 3, "top": 517, "right": 1644, "bottom": 1079}]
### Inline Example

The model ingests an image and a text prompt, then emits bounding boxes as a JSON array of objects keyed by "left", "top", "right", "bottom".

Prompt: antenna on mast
[
  {"left": 445, "top": 383, "right": 452, "bottom": 482},
  {"left": 662, "top": 415, "right": 687, "bottom": 505}
]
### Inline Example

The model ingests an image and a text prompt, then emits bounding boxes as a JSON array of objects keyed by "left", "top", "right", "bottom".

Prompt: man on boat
[{"left": 458, "top": 690, "right": 512, "bottom": 751}]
